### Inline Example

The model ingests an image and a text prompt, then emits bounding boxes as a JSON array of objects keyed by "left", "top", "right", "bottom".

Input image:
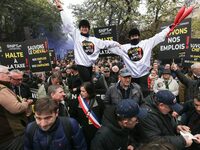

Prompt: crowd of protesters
[
  {"left": 0, "top": 0, "right": 200, "bottom": 149},
  {"left": 1, "top": 56, "right": 200, "bottom": 150}
]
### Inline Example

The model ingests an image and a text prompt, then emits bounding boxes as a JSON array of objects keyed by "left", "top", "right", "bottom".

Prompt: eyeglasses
[{"left": 0, "top": 72, "right": 9, "bottom": 75}]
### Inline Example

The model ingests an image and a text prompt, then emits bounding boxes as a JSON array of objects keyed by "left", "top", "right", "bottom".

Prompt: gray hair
[
  {"left": 191, "top": 62, "right": 200, "bottom": 70},
  {"left": 47, "top": 84, "right": 63, "bottom": 96},
  {"left": 0, "top": 65, "right": 9, "bottom": 73},
  {"left": 9, "top": 69, "right": 24, "bottom": 75}
]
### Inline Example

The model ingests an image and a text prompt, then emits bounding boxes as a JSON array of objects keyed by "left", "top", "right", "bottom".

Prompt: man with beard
[{"left": 0, "top": 65, "right": 32, "bottom": 149}]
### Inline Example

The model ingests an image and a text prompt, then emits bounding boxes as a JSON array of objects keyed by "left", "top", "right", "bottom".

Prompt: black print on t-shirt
[
  {"left": 82, "top": 40, "right": 95, "bottom": 55},
  {"left": 127, "top": 47, "right": 143, "bottom": 61}
]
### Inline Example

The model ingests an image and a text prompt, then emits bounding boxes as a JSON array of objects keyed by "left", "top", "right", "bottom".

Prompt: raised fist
[{"left": 54, "top": 0, "right": 63, "bottom": 11}]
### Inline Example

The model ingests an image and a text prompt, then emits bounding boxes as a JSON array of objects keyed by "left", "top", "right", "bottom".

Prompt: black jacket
[
  {"left": 140, "top": 96, "right": 186, "bottom": 150},
  {"left": 175, "top": 70, "right": 200, "bottom": 101},
  {"left": 91, "top": 106, "right": 138, "bottom": 150},
  {"left": 180, "top": 100, "right": 200, "bottom": 150},
  {"left": 11, "top": 82, "right": 32, "bottom": 99},
  {"left": 104, "top": 81, "right": 144, "bottom": 107},
  {"left": 69, "top": 97, "right": 104, "bottom": 149}
]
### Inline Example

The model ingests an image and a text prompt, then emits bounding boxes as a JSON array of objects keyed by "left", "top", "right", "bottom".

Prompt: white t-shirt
[
  {"left": 109, "top": 27, "right": 170, "bottom": 78},
  {"left": 60, "top": 8, "right": 119, "bottom": 67}
]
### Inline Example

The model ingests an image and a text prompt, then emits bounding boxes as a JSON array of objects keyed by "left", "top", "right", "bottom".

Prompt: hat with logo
[
  {"left": 119, "top": 68, "right": 132, "bottom": 77},
  {"left": 155, "top": 90, "right": 182, "bottom": 112},
  {"left": 116, "top": 99, "right": 147, "bottom": 119}
]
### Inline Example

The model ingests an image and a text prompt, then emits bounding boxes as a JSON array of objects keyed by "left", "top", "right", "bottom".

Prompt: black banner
[
  {"left": 49, "top": 49, "right": 57, "bottom": 68},
  {"left": 30, "top": 88, "right": 38, "bottom": 100},
  {"left": 183, "top": 38, "right": 200, "bottom": 66},
  {"left": 25, "top": 39, "right": 52, "bottom": 72},
  {"left": 158, "top": 18, "right": 191, "bottom": 60},
  {"left": 65, "top": 50, "right": 74, "bottom": 59},
  {"left": 94, "top": 25, "right": 117, "bottom": 57},
  {"left": 0, "top": 42, "right": 28, "bottom": 70}
]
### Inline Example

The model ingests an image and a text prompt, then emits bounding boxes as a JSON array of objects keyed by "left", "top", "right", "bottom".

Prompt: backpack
[{"left": 28, "top": 117, "right": 73, "bottom": 144}]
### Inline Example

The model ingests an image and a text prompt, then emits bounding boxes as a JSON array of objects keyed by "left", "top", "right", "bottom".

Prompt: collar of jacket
[
  {"left": 39, "top": 117, "right": 59, "bottom": 133},
  {"left": 117, "top": 81, "right": 132, "bottom": 90}
]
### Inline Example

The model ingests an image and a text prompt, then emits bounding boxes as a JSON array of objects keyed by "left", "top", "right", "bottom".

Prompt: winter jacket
[
  {"left": 178, "top": 73, "right": 193, "bottom": 103},
  {"left": 140, "top": 96, "right": 186, "bottom": 150},
  {"left": 37, "top": 76, "right": 69, "bottom": 99},
  {"left": 175, "top": 70, "right": 200, "bottom": 101},
  {"left": 91, "top": 106, "right": 138, "bottom": 150},
  {"left": 153, "top": 76, "right": 179, "bottom": 96},
  {"left": 179, "top": 100, "right": 200, "bottom": 150},
  {"left": 11, "top": 82, "right": 32, "bottom": 99},
  {"left": 104, "top": 81, "right": 144, "bottom": 106},
  {"left": 69, "top": 97, "right": 104, "bottom": 149},
  {"left": 0, "top": 82, "right": 28, "bottom": 145},
  {"left": 24, "top": 117, "right": 87, "bottom": 150}
]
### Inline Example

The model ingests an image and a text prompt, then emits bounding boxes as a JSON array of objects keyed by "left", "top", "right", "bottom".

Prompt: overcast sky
[{"left": 62, "top": 0, "right": 146, "bottom": 20}]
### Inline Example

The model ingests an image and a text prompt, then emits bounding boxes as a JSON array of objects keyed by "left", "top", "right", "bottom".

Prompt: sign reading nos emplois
[{"left": 158, "top": 18, "right": 191, "bottom": 60}]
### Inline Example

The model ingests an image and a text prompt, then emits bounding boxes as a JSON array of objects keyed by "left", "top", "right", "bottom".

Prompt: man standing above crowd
[
  {"left": 109, "top": 26, "right": 175, "bottom": 97},
  {"left": 55, "top": 0, "right": 120, "bottom": 82},
  {"left": 0, "top": 65, "right": 32, "bottom": 149}
]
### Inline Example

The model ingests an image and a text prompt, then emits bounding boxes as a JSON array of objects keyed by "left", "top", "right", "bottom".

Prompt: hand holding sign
[{"left": 168, "top": 5, "right": 194, "bottom": 37}]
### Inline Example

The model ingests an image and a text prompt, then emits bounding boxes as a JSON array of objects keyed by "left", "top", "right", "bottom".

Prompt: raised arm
[
  {"left": 95, "top": 38, "right": 121, "bottom": 50},
  {"left": 55, "top": 0, "right": 76, "bottom": 37},
  {"left": 171, "top": 63, "right": 193, "bottom": 86},
  {"left": 143, "top": 26, "right": 170, "bottom": 49}
]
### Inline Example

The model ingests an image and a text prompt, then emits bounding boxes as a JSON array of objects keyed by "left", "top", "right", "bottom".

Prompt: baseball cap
[
  {"left": 119, "top": 68, "right": 132, "bottom": 77},
  {"left": 155, "top": 90, "right": 182, "bottom": 112},
  {"left": 116, "top": 99, "right": 147, "bottom": 119}
]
